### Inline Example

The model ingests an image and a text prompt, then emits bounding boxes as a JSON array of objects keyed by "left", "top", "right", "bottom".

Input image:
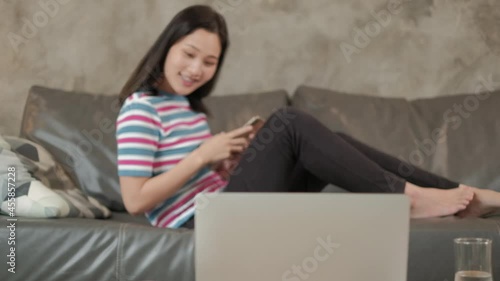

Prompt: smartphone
[
  {"left": 244, "top": 115, "right": 265, "bottom": 127},
  {"left": 240, "top": 115, "right": 265, "bottom": 138}
]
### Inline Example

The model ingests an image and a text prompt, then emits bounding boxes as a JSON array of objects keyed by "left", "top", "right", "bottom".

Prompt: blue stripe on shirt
[
  {"left": 116, "top": 125, "right": 159, "bottom": 136},
  {"left": 119, "top": 169, "right": 153, "bottom": 177},
  {"left": 121, "top": 102, "right": 158, "bottom": 115}
]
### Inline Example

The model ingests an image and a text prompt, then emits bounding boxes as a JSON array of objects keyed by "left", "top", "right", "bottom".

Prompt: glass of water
[{"left": 454, "top": 238, "right": 493, "bottom": 281}]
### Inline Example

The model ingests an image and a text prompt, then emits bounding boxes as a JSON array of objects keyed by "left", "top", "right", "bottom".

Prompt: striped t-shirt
[{"left": 116, "top": 90, "right": 228, "bottom": 228}]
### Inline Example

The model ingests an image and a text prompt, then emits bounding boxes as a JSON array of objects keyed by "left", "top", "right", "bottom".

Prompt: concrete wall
[{"left": 1, "top": 0, "right": 499, "bottom": 135}]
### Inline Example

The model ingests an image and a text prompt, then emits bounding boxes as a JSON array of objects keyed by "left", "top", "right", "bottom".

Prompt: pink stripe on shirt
[
  {"left": 162, "top": 116, "right": 207, "bottom": 133},
  {"left": 152, "top": 159, "right": 181, "bottom": 168},
  {"left": 118, "top": 138, "right": 158, "bottom": 146},
  {"left": 157, "top": 105, "right": 191, "bottom": 112}
]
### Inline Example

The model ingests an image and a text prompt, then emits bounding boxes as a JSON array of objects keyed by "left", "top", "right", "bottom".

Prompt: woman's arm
[{"left": 120, "top": 149, "right": 206, "bottom": 215}]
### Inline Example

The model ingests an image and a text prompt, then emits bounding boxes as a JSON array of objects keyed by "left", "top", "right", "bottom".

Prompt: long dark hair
[{"left": 118, "top": 5, "right": 229, "bottom": 115}]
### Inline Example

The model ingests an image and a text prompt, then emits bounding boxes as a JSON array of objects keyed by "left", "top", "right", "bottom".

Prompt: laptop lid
[{"left": 195, "top": 193, "right": 410, "bottom": 281}]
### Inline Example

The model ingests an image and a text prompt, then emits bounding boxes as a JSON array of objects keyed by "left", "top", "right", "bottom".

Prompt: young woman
[{"left": 116, "top": 5, "right": 500, "bottom": 229}]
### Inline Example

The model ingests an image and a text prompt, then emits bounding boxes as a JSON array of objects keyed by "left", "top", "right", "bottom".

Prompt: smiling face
[{"left": 159, "top": 28, "right": 222, "bottom": 96}]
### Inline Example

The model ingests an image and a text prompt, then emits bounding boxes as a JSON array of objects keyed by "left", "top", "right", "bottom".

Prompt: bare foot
[
  {"left": 456, "top": 185, "right": 500, "bottom": 218},
  {"left": 404, "top": 183, "right": 474, "bottom": 218}
]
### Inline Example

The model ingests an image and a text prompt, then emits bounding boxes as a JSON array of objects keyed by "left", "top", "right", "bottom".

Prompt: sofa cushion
[
  {"left": 21, "top": 86, "right": 125, "bottom": 210},
  {"left": 409, "top": 93, "right": 500, "bottom": 190},
  {"left": 292, "top": 85, "right": 500, "bottom": 191}
]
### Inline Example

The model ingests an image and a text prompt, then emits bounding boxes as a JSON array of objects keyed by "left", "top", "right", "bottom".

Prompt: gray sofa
[{"left": 1, "top": 85, "right": 499, "bottom": 281}]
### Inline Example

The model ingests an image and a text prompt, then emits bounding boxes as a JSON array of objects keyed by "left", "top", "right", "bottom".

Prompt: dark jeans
[{"left": 181, "top": 107, "right": 459, "bottom": 229}]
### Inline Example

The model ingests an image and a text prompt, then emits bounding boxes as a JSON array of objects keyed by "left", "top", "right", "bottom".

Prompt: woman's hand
[
  {"left": 212, "top": 156, "right": 241, "bottom": 180},
  {"left": 194, "top": 125, "right": 253, "bottom": 165}
]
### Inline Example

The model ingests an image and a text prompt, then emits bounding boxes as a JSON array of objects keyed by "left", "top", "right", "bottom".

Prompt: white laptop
[{"left": 195, "top": 193, "right": 410, "bottom": 281}]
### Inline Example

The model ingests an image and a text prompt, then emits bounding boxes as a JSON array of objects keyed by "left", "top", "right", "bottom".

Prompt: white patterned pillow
[{"left": 0, "top": 135, "right": 111, "bottom": 218}]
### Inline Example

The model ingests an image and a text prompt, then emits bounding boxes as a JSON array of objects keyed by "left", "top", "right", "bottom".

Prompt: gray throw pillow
[{"left": 0, "top": 135, "right": 111, "bottom": 218}]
